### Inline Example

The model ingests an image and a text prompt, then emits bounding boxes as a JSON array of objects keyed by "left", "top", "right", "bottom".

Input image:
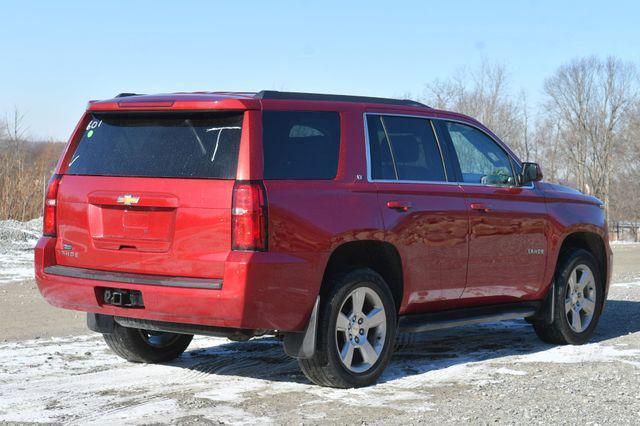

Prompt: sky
[{"left": 1, "top": 0, "right": 639, "bottom": 141}]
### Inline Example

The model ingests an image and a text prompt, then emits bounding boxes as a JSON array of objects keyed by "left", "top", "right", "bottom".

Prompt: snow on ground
[
  {"left": 610, "top": 240, "right": 640, "bottom": 246},
  {"left": 1, "top": 318, "right": 639, "bottom": 424},
  {"left": 0, "top": 218, "right": 40, "bottom": 285},
  {"left": 1, "top": 219, "right": 639, "bottom": 423},
  {"left": 612, "top": 281, "right": 640, "bottom": 288}
]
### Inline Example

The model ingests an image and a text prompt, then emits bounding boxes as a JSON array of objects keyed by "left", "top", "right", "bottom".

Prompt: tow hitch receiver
[{"left": 101, "top": 288, "right": 144, "bottom": 308}]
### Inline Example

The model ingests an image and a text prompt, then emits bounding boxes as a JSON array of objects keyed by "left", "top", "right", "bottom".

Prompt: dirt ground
[{"left": 1, "top": 245, "right": 639, "bottom": 425}]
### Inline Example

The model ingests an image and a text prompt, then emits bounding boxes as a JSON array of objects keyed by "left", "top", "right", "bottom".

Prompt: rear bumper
[
  {"left": 43, "top": 265, "right": 223, "bottom": 289},
  {"left": 35, "top": 237, "right": 324, "bottom": 332}
]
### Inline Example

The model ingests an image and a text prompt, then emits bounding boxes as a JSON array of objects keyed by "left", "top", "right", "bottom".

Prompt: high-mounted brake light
[
  {"left": 231, "top": 180, "right": 268, "bottom": 251},
  {"left": 43, "top": 174, "right": 62, "bottom": 237},
  {"left": 117, "top": 101, "right": 174, "bottom": 108}
]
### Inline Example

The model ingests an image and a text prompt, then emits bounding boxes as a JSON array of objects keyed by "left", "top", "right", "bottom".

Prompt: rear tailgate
[{"left": 55, "top": 111, "right": 243, "bottom": 279}]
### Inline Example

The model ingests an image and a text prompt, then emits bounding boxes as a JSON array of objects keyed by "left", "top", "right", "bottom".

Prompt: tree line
[
  {"left": 1, "top": 55, "right": 638, "bottom": 236},
  {"left": 0, "top": 109, "right": 64, "bottom": 221},
  {"left": 413, "top": 55, "right": 639, "bottom": 230}
]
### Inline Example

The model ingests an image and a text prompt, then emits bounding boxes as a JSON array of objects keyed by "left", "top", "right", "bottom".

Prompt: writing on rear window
[{"left": 66, "top": 113, "right": 243, "bottom": 179}]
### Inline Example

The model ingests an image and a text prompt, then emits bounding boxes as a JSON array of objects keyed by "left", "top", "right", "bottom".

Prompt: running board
[{"left": 398, "top": 302, "right": 541, "bottom": 333}]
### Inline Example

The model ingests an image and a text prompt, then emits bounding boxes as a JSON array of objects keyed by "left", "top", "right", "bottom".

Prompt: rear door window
[
  {"left": 262, "top": 111, "right": 340, "bottom": 179},
  {"left": 67, "top": 112, "right": 243, "bottom": 179},
  {"left": 366, "top": 115, "right": 447, "bottom": 182},
  {"left": 366, "top": 115, "right": 397, "bottom": 180}
]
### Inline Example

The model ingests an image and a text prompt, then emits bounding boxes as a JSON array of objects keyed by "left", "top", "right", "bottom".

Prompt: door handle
[
  {"left": 387, "top": 201, "right": 412, "bottom": 212},
  {"left": 470, "top": 203, "right": 492, "bottom": 213}
]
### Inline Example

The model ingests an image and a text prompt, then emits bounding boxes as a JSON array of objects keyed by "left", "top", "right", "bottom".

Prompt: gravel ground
[{"left": 0, "top": 226, "right": 639, "bottom": 424}]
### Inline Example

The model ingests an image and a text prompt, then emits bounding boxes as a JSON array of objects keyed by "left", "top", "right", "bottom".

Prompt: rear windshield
[
  {"left": 262, "top": 111, "right": 340, "bottom": 179},
  {"left": 66, "top": 112, "right": 243, "bottom": 179}
]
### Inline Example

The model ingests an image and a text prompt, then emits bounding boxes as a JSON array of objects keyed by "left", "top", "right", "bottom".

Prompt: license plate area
[{"left": 100, "top": 287, "right": 144, "bottom": 308}]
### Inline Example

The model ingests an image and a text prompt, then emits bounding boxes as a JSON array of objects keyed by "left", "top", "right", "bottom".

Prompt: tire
[
  {"left": 532, "top": 249, "right": 604, "bottom": 345},
  {"left": 103, "top": 322, "right": 193, "bottom": 363},
  {"left": 298, "top": 268, "right": 397, "bottom": 388}
]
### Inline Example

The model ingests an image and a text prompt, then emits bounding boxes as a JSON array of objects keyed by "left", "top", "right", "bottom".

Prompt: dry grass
[{"left": 0, "top": 141, "right": 65, "bottom": 221}]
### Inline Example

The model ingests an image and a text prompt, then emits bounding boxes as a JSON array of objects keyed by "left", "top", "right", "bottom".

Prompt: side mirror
[{"left": 520, "top": 162, "right": 543, "bottom": 185}]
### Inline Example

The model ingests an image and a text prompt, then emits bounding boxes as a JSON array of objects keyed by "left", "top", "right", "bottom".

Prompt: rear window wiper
[{"left": 185, "top": 119, "right": 207, "bottom": 155}]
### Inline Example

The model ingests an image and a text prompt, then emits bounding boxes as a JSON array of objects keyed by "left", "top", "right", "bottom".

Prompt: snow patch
[
  {"left": 0, "top": 335, "right": 273, "bottom": 424},
  {"left": 82, "top": 399, "right": 179, "bottom": 426},
  {"left": 511, "top": 342, "right": 640, "bottom": 366},
  {"left": 493, "top": 367, "right": 528, "bottom": 376},
  {"left": 610, "top": 240, "right": 640, "bottom": 246},
  {"left": 0, "top": 218, "right": 40, "bottom": 285},
  {"left": 2, "top": 325, "right": 638, "bottom": 424},
  {"left": 195, "top": 379, "right": 267, "bottom": 403},
  {"left": 612, "top": 281, "right": 640, "bottom": 288}
]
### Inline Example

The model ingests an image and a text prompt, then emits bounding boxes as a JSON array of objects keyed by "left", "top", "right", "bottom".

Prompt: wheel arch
[
  {"left": 321, "top": 240, "right": 404, "bottom": 313},
  {"left": 557, "top": 231, "right": 608, "bottom": 290}
]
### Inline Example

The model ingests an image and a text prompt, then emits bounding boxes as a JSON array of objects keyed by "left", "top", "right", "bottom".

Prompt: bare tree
[
  {"left": 0, "top": 107, "right": 65, "bottom": 221},
  {"left": 5, "top": 106, "right": 28, "bottom": 145},
  {"left": 609, "top": 99, "right": 640, "bottom": 237},
  {"left": 420, "top": 61, "right": 529, "bottom": 159},
  {"left": 543, "top": 56, "right": 638, "bottom": 215},
  {"left": 0, "top": 116, "right": 6, "bottom": 144},
  {"left": 531, "top": 117, "right": 568, "bottom": 183}
]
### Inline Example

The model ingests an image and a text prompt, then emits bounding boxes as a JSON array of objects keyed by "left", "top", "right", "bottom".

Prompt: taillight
[
  {"left": 232, "top": 180, "right": 268, "bottom": 251},
  {"left": 43, "top": 174, "right": 62, "bottom": 237}
]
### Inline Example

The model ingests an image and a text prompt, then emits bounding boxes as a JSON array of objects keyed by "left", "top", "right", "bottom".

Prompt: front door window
[{"left": 445, "top": 122, "right": 515, "bottom": 186}]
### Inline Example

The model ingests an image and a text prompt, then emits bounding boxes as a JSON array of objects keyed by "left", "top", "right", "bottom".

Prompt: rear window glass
[
  {"left": 66, "top": 112, "right": 243, "bottom": 178},
  {"left": 262, "top": 111, "right": 340, "bottom": 179}
]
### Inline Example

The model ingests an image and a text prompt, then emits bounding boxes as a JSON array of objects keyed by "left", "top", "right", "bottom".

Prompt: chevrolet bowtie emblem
[{"left": 117, "top": 194, "right": 140, "bottom": 206}]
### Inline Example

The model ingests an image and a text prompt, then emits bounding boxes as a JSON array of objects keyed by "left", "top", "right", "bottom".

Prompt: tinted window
[
  {"left": 366, "top": 115, "right": 396, "bottom": 180},
  {"left": 445, "top": 122, "right": 515, "bottom": 185},
  {"left": 67, "top": 113, "right": 242, "bottom": 178},
  {"left": 367, "top": 115, "right": 447, "bottom": 182},
  {"left": 262, "top": 111, "right": 340, "bottom": 179}
]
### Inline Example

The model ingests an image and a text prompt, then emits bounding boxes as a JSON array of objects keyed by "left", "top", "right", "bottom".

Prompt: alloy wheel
[
  {"left": 335, "top": 287, "right": 387, "bottom": 373},
  {"left": 564, "top": 264, "right": 597, "bottom": 333}
]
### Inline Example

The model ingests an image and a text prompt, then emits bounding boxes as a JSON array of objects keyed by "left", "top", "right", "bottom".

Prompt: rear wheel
[
  {"left": 298, "top": 268, "right": 397, "bottom": 388},
  {"left": 532, "top": 249, "right": 604, "bottom": 345},
  {"left": 103, "top": 322, "right": 193, "bottom": 363}
]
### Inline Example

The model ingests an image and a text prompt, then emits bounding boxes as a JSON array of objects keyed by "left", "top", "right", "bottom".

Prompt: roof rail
[
  {"left": 254, "top": 90, "right": 429, "bottom": 108},
  {"left": 115, "top": 93, "right": 143, "bottom": 98}
]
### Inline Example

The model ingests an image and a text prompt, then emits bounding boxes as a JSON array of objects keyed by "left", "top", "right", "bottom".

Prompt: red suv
[{"left": 36, "top": 91, "right": 612, "bottom": 388}]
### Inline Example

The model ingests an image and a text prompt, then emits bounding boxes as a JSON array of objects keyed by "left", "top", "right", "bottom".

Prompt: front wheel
[
  {"left": 532, "top": 249, "right": 604, "bottom": 345},
  {"left": 299, "top": 268, "right": 397, "bottom": 388},
  {"left": 103, "top": 322, "right": 193, "bottom": 363}
]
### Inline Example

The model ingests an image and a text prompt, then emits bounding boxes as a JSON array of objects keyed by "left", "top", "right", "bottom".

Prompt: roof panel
[{"left": 254, "top": 90, "right": 429, "bottom": 108}]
